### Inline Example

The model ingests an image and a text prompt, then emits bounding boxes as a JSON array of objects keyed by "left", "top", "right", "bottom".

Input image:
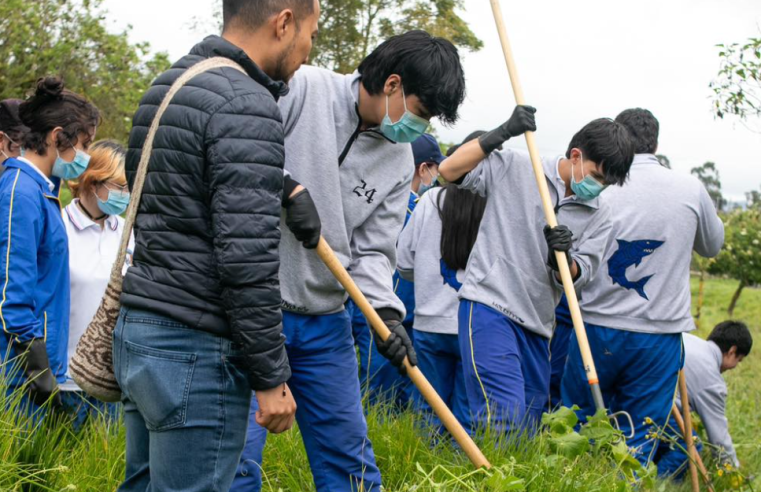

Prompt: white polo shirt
[{"left": 60, "top": 199, "right": 133, "bottom": 391}]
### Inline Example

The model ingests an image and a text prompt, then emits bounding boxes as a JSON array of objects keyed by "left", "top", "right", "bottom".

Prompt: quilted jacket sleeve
[{"left": 205, "top": 91, "right": 291, "bottom": 390}]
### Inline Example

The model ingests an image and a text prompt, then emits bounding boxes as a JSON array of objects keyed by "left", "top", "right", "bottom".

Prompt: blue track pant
[
  {"left": 458, "top": 301, "right": 550, "bottom": 435},
  {"left": 412, "top": 330, "right": 470, "bottom": 433},
  {"left": 653, "top": 414, "right": 702, "bottom": 480},
  {"left": 561, "top": 323, "right": 683, "bottom": 467},
  {"left": 231, "top": 310, "right": 381, "bottom": 492}
]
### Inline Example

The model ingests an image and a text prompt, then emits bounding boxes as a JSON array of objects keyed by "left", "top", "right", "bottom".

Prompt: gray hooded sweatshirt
[
  {"left": 676, "top": 333, "right": 738, "bottom": 466},
  {"left": 396, "top": 187, "right": 464, "bottom": 335},
  {"left": 580, "top": 154, "right": 724, "bottom": 333},
  {"left": 459, "top": 149, "right": 611, "bottom": 339},
  {"left": 277, "top": 65, "right": 413, "bottom": 317}
]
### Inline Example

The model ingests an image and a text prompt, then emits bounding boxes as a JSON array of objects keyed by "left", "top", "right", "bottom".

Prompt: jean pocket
[{"left": 124, "top": 341, "right": 197, "bottom": 431}]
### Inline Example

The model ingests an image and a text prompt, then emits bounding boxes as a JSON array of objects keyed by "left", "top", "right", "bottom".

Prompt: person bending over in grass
[
  {"left": 654, "top": 320, "right": 752, "bottom": 479},
  {"left": 115, "top": 0, "right": 320, "bottom": 489},
  {"left": 233, "top": 30, "right": 466, "bottom": 492},
  {"left": 560, "top": 108, "right": 725, "bottom": 468},
  {"left": 395, "top": 131, "right": 488, "bottom": 435},
  {"left": 349, "top": 132, "right": 446, "bottom": 411},
  {"left": 439, "top": 109, "right": 633, "bottom": 436}
]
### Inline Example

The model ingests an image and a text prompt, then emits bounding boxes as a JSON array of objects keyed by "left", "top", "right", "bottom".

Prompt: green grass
[{"left": 1, "top": 276, "right": 758, "bottom": 491}]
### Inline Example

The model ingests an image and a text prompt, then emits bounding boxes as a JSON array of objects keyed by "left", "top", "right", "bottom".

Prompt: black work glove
[
  {"left": 479, "top": 105, "right": 537, "bottom": 155},
  {"left": 16, "top": 338, "right": 62, "bottom": 408},
  {"left": 283, "top": 178, "right": 321, "bottom": 249},
  {"left": 543, "top": 225, "right": 574, "bottom": 272},
  {"left": 374, "top": 309, "right": 418, "bottom": 376}
]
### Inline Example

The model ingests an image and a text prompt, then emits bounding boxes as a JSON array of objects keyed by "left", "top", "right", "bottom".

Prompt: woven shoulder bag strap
[{"left": 109, "top": 57, "right": 247, "bottom": 279}]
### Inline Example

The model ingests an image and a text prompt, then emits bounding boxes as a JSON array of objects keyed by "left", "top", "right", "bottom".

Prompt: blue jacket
[
  {"left": 0, "top": 158, "right": 70, "bottom": 386},
  {"left": 394, "top": 191, "right": 418, "bottom": 327}
]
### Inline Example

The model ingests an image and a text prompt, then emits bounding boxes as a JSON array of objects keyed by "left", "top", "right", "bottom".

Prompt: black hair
[
  {"left": 18, "top": 77, "right": 100, "bottom": 156},
  {"left": 615, "top": 108, "right": 659, "bottom": 155},
  {"left": 565, "top": 118, "right": 634, "bottom": 186},
  {"left": 0, "top": 99, "right": 29, "bottom": 148},
  {"left": 438, "top": 130, "right": 487, "bottom": 270},
  {"left": 358, "top": 30, "right": 466, "bottom": 125},
  {"left": 223, "top": 0, "right": 314, "bottom": 30},
  {"left": 708, "top": 320, "right": 753, "bottom": 356}
]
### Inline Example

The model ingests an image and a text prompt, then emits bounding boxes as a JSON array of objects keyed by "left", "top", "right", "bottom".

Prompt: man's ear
[
  {"left": 383, "top": 74, "right": 402, "bottom": 96},
  {"left": 728, "top": 345, "right": 738, "bottom": 357},
  {"left": 274, "top": 9, "right": 295, "bottom": 41}
]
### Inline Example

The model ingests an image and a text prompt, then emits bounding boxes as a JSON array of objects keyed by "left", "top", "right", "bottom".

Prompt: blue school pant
[
  {"left": 561, "top": 323, "right": 683, "bottom": 467},
  {"left": 653, "top": 414, "right": 702, "bottom": 480},
  {"left": 549, "top": 296, "right": 574, "bottom": 409},
  {"left": 458, "top": 301, "right": 550, "bottom": 434},
  {"left": 412, "top": 330, "right": 470, "bottom": 433},
  {"left": 348, "top": 300, "right": 414, "bottom": 409},
  {"left": 232, "top": 310, "right": 381, "bottom": 492}
]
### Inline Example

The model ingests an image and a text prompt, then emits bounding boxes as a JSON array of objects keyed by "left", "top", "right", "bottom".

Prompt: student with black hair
[
  {"left": 235, "top": 30, "right": 466, "bottom": 492},
  {"left": 117, "top": 0, "right": 319, "bottom": 489},
  {"left": 654, "top": 321, "right": 752, "bottom": 477},
  {"left": 561, "top": 108, "right": 725, "bottom": 468},
  {"left": 439, "top": 108, "right": 634, "bottom": 435},
  {"left": 0, "top": 99, "right": 28, "bottom": 165},
  {"left": 0, "top": 77, "right": 99, "bottom": 417},
  {"left": 349, "top": 133, "right": 445, "bottom": 411},
  {"left": 395, "top": 132, "right": 487, "bottom": 433}
]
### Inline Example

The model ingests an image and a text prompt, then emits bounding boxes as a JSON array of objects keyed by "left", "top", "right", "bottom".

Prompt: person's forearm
[
  {"left": 439, "top": 139, "right": 487, "bottom": 183},
  {"left": 553, "top": 259, "right": 579, "bottom": 282}
]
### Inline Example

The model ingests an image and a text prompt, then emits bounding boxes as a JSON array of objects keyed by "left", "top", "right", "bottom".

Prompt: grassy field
[{"left": 0, "top": 276, "right": 758, "bottom": 491}]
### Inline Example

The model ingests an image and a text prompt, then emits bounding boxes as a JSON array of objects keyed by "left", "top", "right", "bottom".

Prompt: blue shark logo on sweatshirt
[
  {"left": 440, "top": 259, "right": 462, "bottom": 292},
  {"left": 607, "top": 239, "right": 665, "bottom": 300}
]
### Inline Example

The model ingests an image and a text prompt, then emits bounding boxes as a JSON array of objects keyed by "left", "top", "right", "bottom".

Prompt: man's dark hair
[
  {"left": 358, "top": 30, "right": 466, "bottom": 125},
  {"left": 19, "top": 77, "right": 100, "bottom": 155},
  {"left": 708, "top": 320, "right": 753, "bottom": 356},
  {"left": 565, "top": 118, "right": 634, "bottom": 186},
  {"left": 223, "top": 0, "right": 314, "bottom": 31},
  {"left": 615, "top": 108, "right": 659, "bottom": 154}
]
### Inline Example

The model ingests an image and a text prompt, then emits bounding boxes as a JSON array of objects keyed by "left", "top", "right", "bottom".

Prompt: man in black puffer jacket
[{"left": 113, "top": 0, "right": 321, "bottom": 490}]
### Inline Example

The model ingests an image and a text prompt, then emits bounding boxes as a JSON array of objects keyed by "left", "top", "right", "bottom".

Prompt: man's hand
[
  {"left": 17, "top": 338, "right": 62, "bottom": 408},
  {"left": 255, "top": 383, "right": 297, "bottom": 434},
  {"left": 543, "top": 225, "right": 574, "bottom": 272},
  {"left": 374, "top": 319, "right": 418, "bottom": 376},
  {"left": 284, "top": 183, "right": 321, "bottom": 249},
  {"left": 479, "top": 105, "right": 537, "bottom": 155}
]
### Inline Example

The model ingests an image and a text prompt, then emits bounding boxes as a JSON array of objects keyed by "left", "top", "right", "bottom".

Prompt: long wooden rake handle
[
  {"left": 678, "top": 371, "right": 703, "bottom": 492},
  {"left": 672, "top": 402, "right": 714, "bottom": 492},
  {"left": 316, "top": 237, "right": 492, "bottom": 469},
  {"left": 487, "top": 0, "right": 605, "bottom": 412}
]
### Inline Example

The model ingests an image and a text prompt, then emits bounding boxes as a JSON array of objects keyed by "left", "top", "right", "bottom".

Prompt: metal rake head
[{"left": 609, "top": 410, "right": 635, "bottom": 440}]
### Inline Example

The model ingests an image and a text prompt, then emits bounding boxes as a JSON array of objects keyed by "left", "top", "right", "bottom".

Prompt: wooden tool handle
[
  {"left": 678, "top": 371, "right": 702, "bottom": 492},
  {"left": 316, "top": 237, "right": 491, "bottom": 469},
  {"left": 673, "top": 403, "right": 714, "bottom": 492}
]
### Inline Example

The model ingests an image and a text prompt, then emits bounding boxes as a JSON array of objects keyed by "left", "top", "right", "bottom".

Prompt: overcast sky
[{"left": 102, "top": 0, "right": 761, "bottom": 201}]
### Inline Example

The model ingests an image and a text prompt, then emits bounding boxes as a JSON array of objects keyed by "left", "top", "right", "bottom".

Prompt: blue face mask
[
  {"left": 570, "top": 153, "right": 606, "bottom": 201},
  {"left": 52, "top": 147, "right": 90, "bottom": 180},
  {"left": 380, "top": 89, "right": 429, "bottom": 144},
  {"left": 418, "top": 164, "right": 439, "bottom": 196},
  {"left": 96, "top": 188, "right": 130, "bottom": 216}
]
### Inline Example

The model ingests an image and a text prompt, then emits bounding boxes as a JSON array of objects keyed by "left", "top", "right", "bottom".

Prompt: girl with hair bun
[
  {"left": 0, "top": 76, "right": 99, "bottom": 416},
  {"left": 59, "top": 140, "right": 132, "bottom": 427}
]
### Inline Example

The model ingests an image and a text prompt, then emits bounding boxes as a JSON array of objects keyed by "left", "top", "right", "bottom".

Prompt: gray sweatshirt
[
  {"left": 459, "top": 149, "right": 611, "bottom": 339},
  {"left": 676, "top": 333, "right": 738, "bottom": 466},
  {"left": 580, "top": 154, "right": 725, "bottom": 334},
  {"left": 396, "top": 187, "right": 464, "bottom": 335},
  {"left": 277, "top": 65, "right": 413, "bottom": 317}
]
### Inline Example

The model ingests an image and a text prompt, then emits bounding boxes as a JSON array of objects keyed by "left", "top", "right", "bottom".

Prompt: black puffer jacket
[{"left": 121, "top": 36, "right": 290, "bottom": 390}]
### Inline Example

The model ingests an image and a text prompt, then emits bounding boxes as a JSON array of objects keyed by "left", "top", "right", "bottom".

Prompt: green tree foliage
[
  {"left": 0, "top": 0, "right": 170, "bottom": 143},
  {"left": 655, "top": 154, "right": 671, "bottom": 169},
  {"left": 746, "top": 189, "right": 761, "bottom": 209},
  {"left": 709, "top": 209, "right": 761, "bottom": 315},
  {"left": 691, "top": 162, "right": 726, "bottom": 212},
  {"left": 711, "top": 37, "right": 761, "bottom": 124}
]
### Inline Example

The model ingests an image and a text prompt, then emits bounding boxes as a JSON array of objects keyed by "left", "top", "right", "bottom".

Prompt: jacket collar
[
  {"left": 632, "top": 153, "right": 660, "bottom": 167},
  {"left": 65, "top": 199, "right": 119, "bottom": 232},
  {"left": 190, "top": 35, "right": 289, "bottom": 100},
  {"left": 4, "top": 157, "right": 55, "bottom": 193},
  {"left": 708, "top": 340, "right": 723, "bottom": 373}
]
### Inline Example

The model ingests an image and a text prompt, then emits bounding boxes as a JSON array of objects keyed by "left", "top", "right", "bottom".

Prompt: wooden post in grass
[
  {"left": 679, "top": 370, "right": 701, "bottom": 492},
  {"left": 673, "top": 403, "right": 714, "bottom": 492},
  {"left": 315, "top": 237, "right": 492, "bottom": 470}
]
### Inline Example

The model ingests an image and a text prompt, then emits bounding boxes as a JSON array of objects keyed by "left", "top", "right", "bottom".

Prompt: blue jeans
[
  {"left": 233, "top": 310, "right": 381, "bottom": 492},
  {"left": 653, "top": 414, "right": 703, "bottom": 480},
  {"left": 458, "top": 301, "right": 550, "bottom": 435},
  {"left": 348, "top": 300, "right": 414, "bottom": 409},
  {"left": 412, "top": 330, "right": 470, "bottom": 433},
  {"left": 59, "top": 390, "right": 120, "bottom": 431},
  {"left": 549, "top": 321, "right": 573, "bottom": 409},
  {"left": 561, "top": 324, "right": 683, "bottom": 467},
  {"left": 231, "top": 396, "right": 267, "bottom": 492},
  {"left": 113, "top": 307, "right": 251, "bottom": 492}
]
